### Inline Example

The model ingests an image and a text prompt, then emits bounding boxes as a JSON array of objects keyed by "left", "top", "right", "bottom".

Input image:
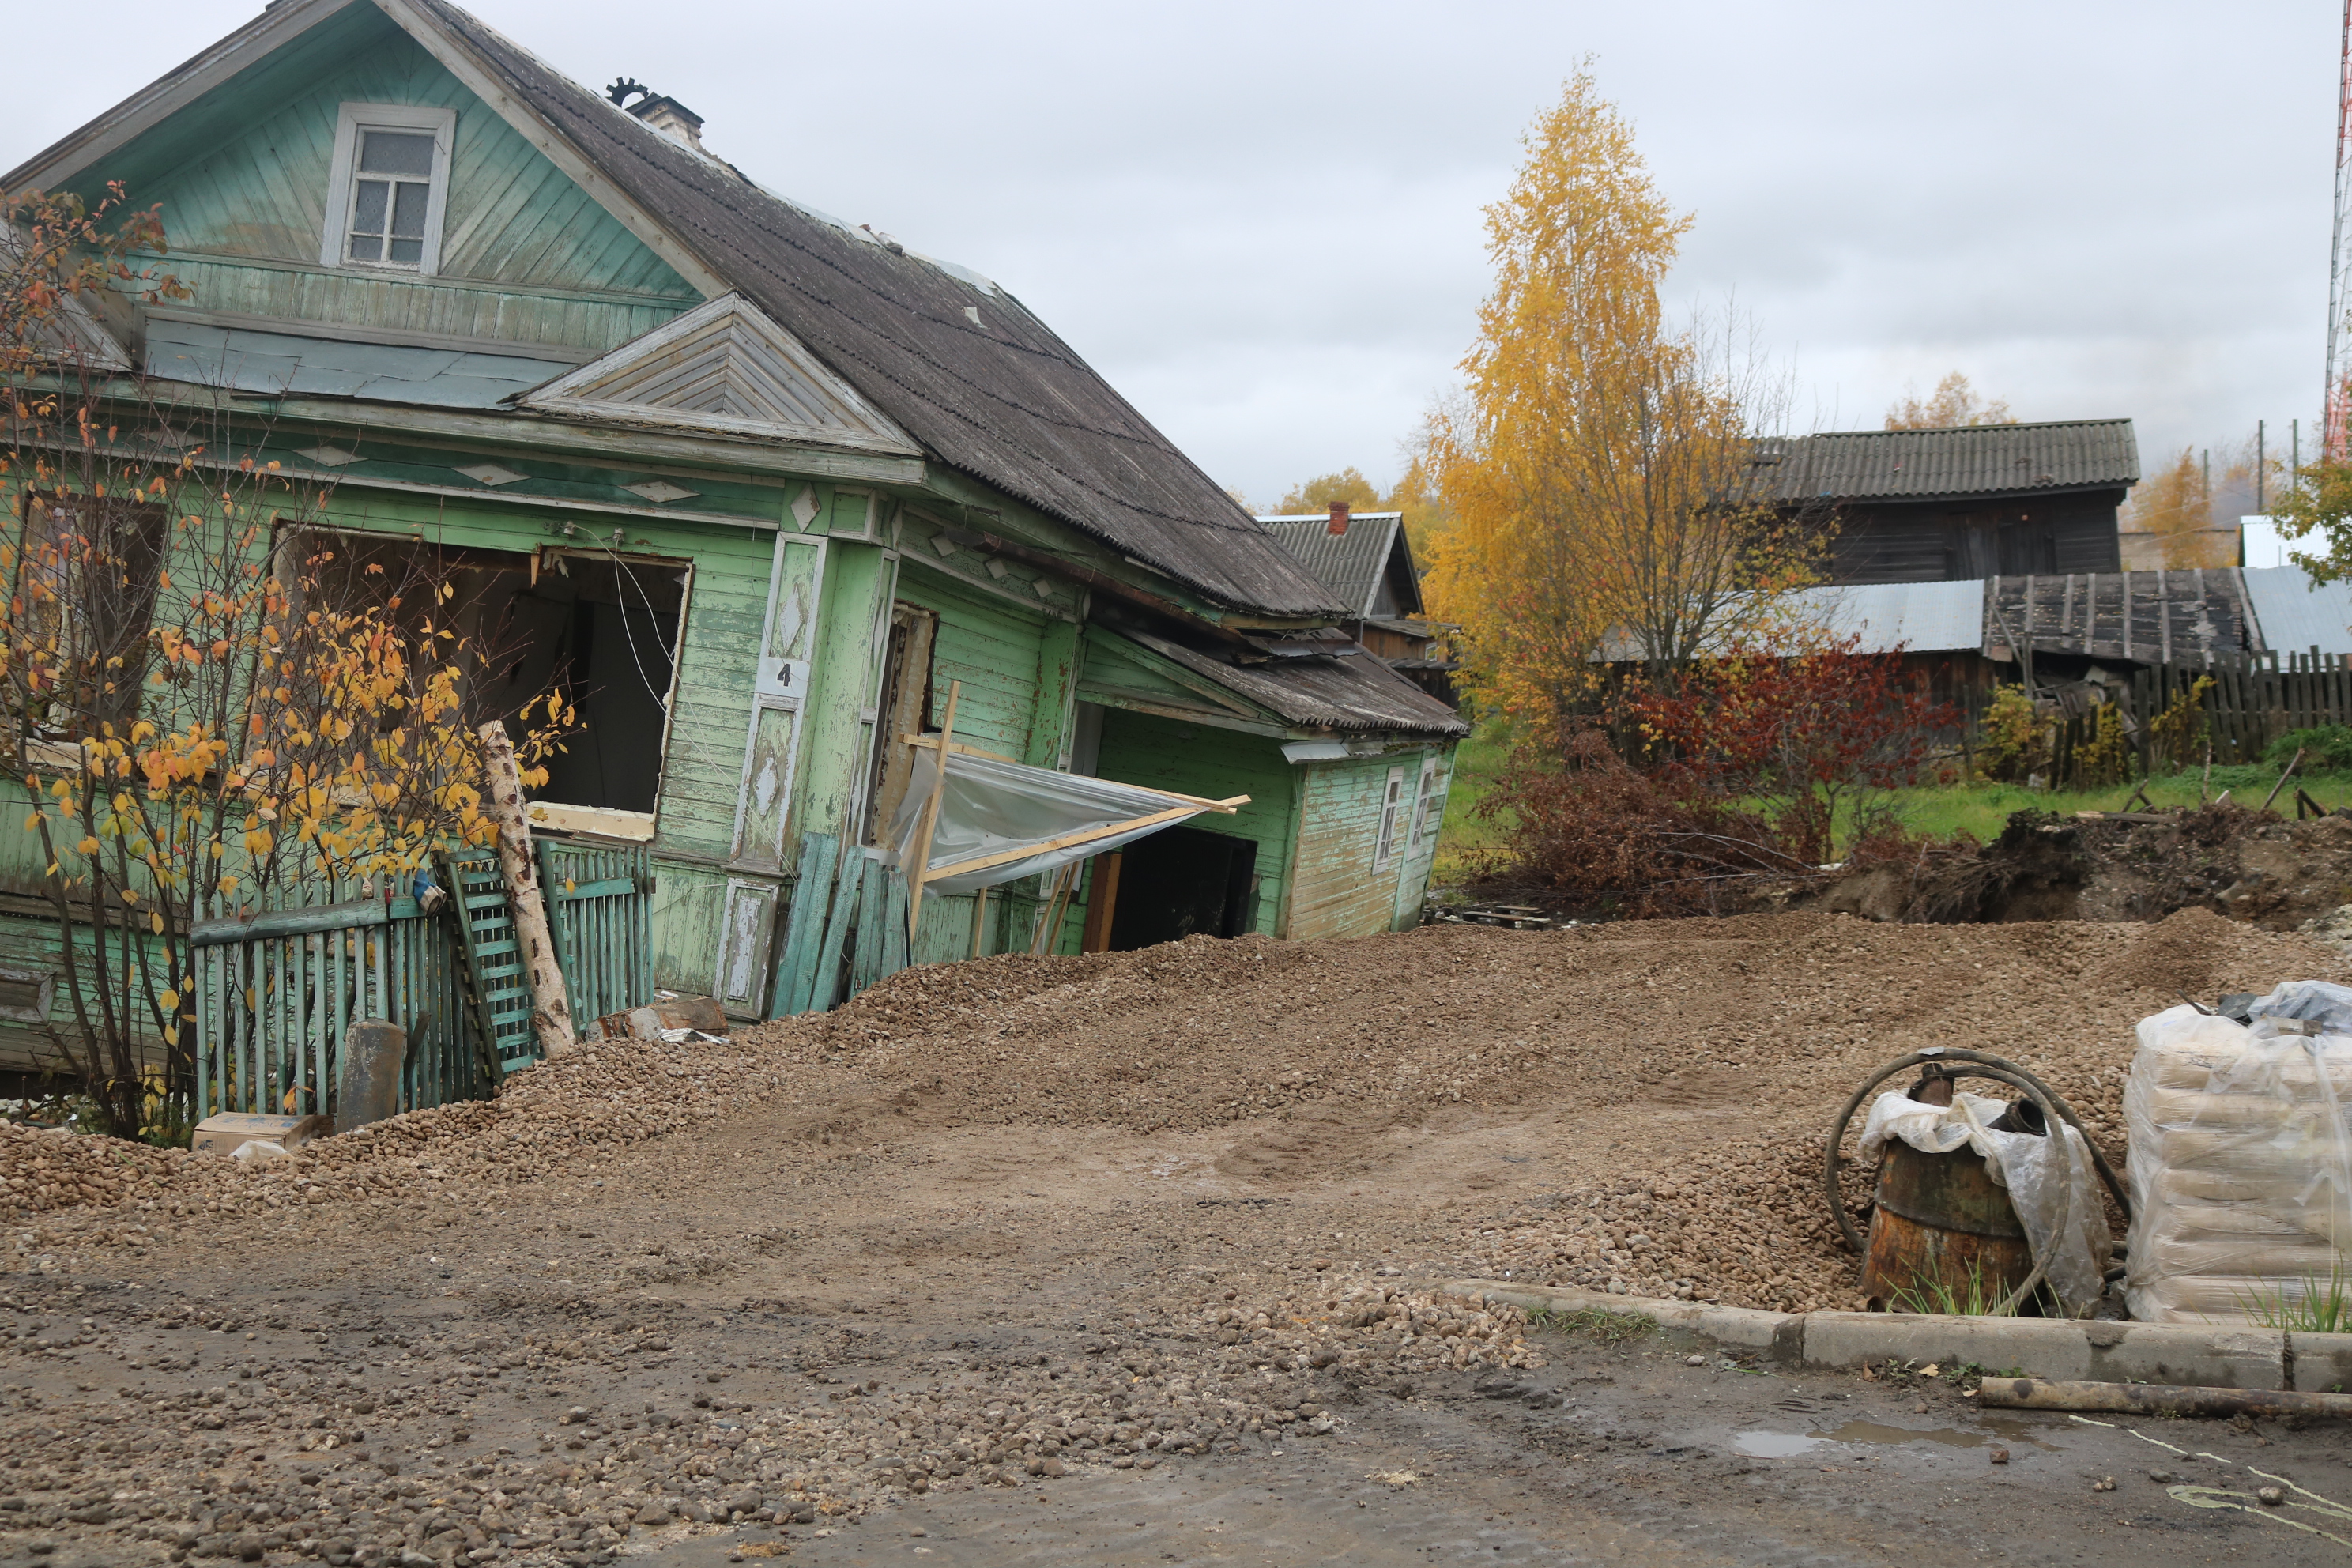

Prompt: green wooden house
[{"left": 0, "top": 0, "right": 1463, "bottom": 1043}]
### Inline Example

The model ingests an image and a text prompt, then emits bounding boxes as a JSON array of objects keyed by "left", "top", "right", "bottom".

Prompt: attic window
[{"left": 320, "top": 104, "right": 455, "bottom": 275}]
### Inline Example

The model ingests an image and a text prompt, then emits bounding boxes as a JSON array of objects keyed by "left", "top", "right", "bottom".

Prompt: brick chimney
[
  {"left": 609, "top": 78, "right": 706, "bottom": 152},
  {"left": 1326, "top": 502, "right": 1349, "bottom": 537}
]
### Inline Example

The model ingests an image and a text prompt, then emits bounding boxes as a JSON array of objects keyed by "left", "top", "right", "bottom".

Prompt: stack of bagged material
[{"left": 2125, "top": 981, "right": 2352, "bottom": 1323}]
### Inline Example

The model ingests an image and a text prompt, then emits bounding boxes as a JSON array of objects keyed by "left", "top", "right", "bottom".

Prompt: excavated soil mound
[{"left": 1822, "top": 804, "right": 2352, "bottom": 929}]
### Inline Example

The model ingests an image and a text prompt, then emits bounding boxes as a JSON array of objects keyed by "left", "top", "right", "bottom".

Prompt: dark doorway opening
[{"left": 1106, "top": 826, "right": 1257, "bottom": 951}]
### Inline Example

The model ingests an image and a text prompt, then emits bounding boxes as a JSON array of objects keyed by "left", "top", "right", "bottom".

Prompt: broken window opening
[
  {"left": 286, "top": 531, "right": 688, "bottom": 818},
  {"left": 861, "top": 601, "right": 938, "bottom": 845},
  {"left": 12, "top": 492, "right": 167, "bottom": 751}
]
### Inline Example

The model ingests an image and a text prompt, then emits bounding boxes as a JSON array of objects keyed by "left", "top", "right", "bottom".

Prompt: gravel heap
[{"left": 9, "top": 906, "right": 2340, "bottom": 1314}]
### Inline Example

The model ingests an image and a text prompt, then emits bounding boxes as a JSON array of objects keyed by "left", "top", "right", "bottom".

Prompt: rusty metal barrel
[{"left": 1858, "top": 1129, "right": 2036, "bottom": 1312}]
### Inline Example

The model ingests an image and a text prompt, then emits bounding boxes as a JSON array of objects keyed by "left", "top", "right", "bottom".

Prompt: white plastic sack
[
  {"left": 1860, "top": 1088, "right": 2112, "bottom": 1313},
  {"left": 2125, "top": 986, "right": 2352, "bottom": 1324},
  {"left": 888, "top": 748, "right": 1219, "bottom": 897}
]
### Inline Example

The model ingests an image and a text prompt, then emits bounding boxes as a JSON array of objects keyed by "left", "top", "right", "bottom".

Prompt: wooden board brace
[{"left": 903, "top": 680, "right": 963, "bottom": 944}]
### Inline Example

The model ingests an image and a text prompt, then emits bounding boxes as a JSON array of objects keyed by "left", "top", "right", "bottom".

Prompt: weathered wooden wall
[
  {"left": 77, "top": 6, "right": 700, "bottom": 358},
  {"left": 1285, "top": 750, "right": 1453, "bottom": 941},
  {"left": 1832, "top": 491, "right": 2124, "bottom": 585}
]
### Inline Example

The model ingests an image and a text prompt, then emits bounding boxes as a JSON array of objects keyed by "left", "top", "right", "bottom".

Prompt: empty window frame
[
  {"left": 1372, "top": 763, "right": 1407, "bottom": 872},
  {"left": 12, "top": 492, "right": 167, "bottom": 750},
  {"left": 319, "top": 104, "right": 456, "bottom": 274},
  {"left": 1407, "top": 753, "right": 1445, "bottom": 852},
  {"left": 860, "top": 602, "right": 940, "bottom": 844},
  {"left": 288, "top": 532, "right": 688, "bottom": 827}
]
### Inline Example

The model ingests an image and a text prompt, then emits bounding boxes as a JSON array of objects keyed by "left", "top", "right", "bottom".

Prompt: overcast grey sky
[{"left": 13, "top": 0, "right": 2341, "bottom": 505}]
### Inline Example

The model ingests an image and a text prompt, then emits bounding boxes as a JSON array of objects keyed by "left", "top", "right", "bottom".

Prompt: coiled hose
[{"left": 1823, "top": 1046, "right": 2132, "bottom": 1318}]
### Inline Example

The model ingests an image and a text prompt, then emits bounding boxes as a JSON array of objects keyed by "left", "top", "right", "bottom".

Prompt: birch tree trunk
[{"left": 478, "top": 720, "right": 576, "bottom": 1057}]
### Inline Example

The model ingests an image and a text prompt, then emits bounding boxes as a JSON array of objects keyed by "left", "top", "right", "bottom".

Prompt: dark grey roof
[
  {"left": 1760, "top": 420, "right": 2140, "bottom": 505},
  {"left": 1984, "top": 568, "right": 2258, "bottom": 664},
  {"left": 409, "top": 0, "right": 1341, "bottom": 619},
  {"left": 1125, "top": 628, "right": 1467, "bottom": 737},
  {"left": 1255, "top": 511, "right": 1422, "bottom": 618}
]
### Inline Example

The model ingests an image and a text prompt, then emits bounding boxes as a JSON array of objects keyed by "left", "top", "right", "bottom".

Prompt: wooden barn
[{"left": 1761, "top": 420, "right": 2139, "bottom": 585}]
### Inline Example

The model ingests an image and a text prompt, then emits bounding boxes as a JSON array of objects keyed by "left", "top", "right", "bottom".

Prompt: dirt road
[{"left": 6, "top": 912, "right": 2350, "bottom": 1566}]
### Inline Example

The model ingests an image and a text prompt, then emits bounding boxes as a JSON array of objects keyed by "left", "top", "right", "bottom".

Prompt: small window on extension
[{"left": 1373, "top": 764, "right": 1407, "bottom": 872}]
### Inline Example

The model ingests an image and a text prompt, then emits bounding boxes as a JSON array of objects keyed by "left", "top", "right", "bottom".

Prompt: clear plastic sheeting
[
  {"left": 1860, "top": 1089, "right": 2113, "bottom": 1313},
  {"left": 2125, "top": 986, "right": 2352, "bottom": 1324},
  {"left": 888, "top": 748, "right": 1218, "bottom": 897}
]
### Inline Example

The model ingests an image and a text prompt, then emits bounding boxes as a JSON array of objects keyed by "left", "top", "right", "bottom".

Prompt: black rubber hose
[{"left": 1823, "top": 1049, "right": 2129, "bottom": 1317}]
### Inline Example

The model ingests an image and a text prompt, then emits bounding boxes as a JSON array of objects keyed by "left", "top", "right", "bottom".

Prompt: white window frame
[
  {"left": 318, "top": 102, "right": 457, "bottom": 276},
  {"left": 1373, "top": 764, "right": 1407, "bottom": 873},
  {"left": 1408, "top": 753, "right": 1444, "bottom": 851}
]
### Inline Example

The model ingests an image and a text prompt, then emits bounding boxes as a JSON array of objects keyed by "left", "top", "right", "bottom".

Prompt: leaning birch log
[{"left": 477, "top": 719, "right": 576, "bottom": 1057}]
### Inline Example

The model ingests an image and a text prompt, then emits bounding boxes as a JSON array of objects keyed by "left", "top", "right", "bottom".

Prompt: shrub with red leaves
[{"left": 1472, "top": 640, "right": 1961, "bottom": 916}]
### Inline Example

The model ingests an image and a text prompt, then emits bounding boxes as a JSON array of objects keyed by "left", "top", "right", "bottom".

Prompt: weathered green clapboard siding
[
  {"left": 0, "top": 910, "right": 71, "bottom": 1072},
  {"left": 1287, "top": 755, "right": 1420, "bottom": 942},
  {"left": 648, "top": 860, "right": 732, "bottom": 997},
  {"left": 1392, "top": 749, "right": 1454, "bottom": 929},
  {"left": 79, "top": 6, "right": 698, "bottom": 356},
  {"left": 896, "top": 564, "right": 1053, "bottom": 757},
  {"left": 1089, "top": 707, "right": 1298, "bottom": 940}
]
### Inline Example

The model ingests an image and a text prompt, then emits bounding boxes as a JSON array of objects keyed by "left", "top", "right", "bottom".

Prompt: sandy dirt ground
[{"left": 6, "top": 911, "right": 2352, "bottom": 1567}]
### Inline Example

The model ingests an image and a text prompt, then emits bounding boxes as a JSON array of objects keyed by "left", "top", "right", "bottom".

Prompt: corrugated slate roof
[
  {"left": 1255, "top": 512, "right": 1415, "bottom": 618},
  {"left": 2241, "top": 565, "right": 2352, "bottom": 658},
  {"left": 1760, "top": 420, "right": 2140, "bottom": 504},
  {"left": 1123, "top": 628, "right": 1467, "bottom": 737},
  {"left": 405, "top": 0, "right": 1342, "bottom": 619}
]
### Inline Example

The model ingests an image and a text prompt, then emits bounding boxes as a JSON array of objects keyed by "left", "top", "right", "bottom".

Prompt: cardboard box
[{"left": 191, "top": 1112, "right": 330, "bottom": 1159}]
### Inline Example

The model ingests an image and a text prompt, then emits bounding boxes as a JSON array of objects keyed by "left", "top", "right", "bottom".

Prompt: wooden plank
[
  {"left": 880, "top": 868, "right": 910, "bottom": 979},
  {"left": 850, "top": 857, "right": 888, "bottom": 997},
  {"left": 775, "top": 831, "right": 839, "bottom": 1018},
  {"left": 812, "top": 850, "right": 865, "bottom": 1013},
  {"left": 904, "top": 681, "right": 963, "bottom": 944}
]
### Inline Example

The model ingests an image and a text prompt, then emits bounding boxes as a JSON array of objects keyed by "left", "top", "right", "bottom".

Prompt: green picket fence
[{"left": 193, "top": 839, "right": 657, "bottom": 1123}]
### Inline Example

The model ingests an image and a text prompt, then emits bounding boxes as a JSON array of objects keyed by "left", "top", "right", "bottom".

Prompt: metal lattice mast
[{"left": 2328, "top": 0, "right": 2352, "bottom": 459}]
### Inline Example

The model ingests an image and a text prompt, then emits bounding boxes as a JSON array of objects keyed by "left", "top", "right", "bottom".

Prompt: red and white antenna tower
[{"left": 2328, "top": 0, "right": 2352, "bottom": 458}]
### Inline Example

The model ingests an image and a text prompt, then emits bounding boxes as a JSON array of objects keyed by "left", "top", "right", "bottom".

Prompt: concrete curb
[{"left": 1448, "top": 1278, "right": 2309, "bottom": 1392}]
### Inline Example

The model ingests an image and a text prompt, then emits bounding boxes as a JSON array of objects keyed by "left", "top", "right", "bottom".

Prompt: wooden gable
[
  {"left": 518, "top": 295, "right": 920, "bottom": 455},
  {"left": 31, "top": 2, "right": 702, "bottom": 362}
]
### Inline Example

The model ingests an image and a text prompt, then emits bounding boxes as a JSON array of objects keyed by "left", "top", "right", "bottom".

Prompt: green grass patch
[
  {"left": 2232, "top": 1258, "right": 2352, "bottom": 1333},
  {"left": 1430, "top": 716, "right": 1524, "bottom": 888},
  {"left": 1528, "top": 1306, "right": 1657, "bottom": 1343}
]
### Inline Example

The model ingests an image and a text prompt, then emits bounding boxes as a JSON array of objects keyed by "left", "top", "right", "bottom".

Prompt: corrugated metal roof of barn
[
  {"left": 2241, "top": 565, "right": 2352, "bottom": 658},
  {"left": 1780, "top": 579, "right": 1988, "bottom": 654}
]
